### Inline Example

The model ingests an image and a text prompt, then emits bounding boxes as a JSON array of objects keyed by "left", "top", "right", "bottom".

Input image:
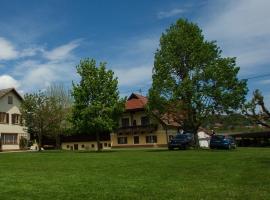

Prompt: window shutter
[
  {"left": 11, "top": 114, "right": 15, "bottom": 124},
  {"left": 20, "top": 115, "right": 23, "bottom": 125},
  {"left": 6, "top": 113, "right": 9, "bottom": 124}
]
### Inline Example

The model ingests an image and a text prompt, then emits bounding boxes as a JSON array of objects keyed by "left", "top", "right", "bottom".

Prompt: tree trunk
[
  {"left": 193, "top": 131, "right": 199, "bottom": 149},
  {"left": 55, "top": 135, "right": 61, "bottom": 149},
  {"left": 0, "top": 135, "right": 2, "bottom": 152},
  {"left": 38, "top": 134, "right": 42, "bottom": 151},
  {"left": 96, "top": 132, "right": 101, "bottom": 152}
]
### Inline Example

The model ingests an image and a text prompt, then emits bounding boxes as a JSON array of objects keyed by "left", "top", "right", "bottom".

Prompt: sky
[{"left": 0, "top": 0, "right": 270, "bottom": 103}]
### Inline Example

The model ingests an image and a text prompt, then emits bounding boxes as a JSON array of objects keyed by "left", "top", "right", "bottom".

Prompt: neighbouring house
[
  {"left": 110, "top": 93, "right": 181, "bottom": 148},
  {"left": 0, "top": 88, "right": 29, "bottom": 151}
]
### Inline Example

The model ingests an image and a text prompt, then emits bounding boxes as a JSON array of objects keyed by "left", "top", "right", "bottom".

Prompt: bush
[{"left": 19, "top": 137, "right": 28, "bottom": 150}]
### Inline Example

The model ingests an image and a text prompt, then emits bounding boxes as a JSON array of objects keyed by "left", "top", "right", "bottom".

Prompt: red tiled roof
[{"left": 125, "top": 93, "right": 148, "bottom": 111}]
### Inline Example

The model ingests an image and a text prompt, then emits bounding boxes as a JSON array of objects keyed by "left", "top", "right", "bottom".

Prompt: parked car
[
  {"left": 210, "top": 135, "right": 236, "bottom": 149},
  {"left": 168, "top": 133, "right": 194, "bottom": 150}
]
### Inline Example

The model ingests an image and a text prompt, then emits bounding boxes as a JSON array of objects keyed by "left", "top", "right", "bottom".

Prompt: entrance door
[
  {"left": 134, "top": 136, "right": 139, "bottom": 144},
  {"left": 74, "top": 144, "right": 78, "bottom": 150}
]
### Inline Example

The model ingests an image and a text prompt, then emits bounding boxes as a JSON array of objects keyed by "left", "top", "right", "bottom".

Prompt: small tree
[
  {"left": 72, "top": 59, "right": 124, "bottom": 151},
  {"left": 148, "top": 19, "right": 248, "bottom": 146},
  {"left": 243, "top": 89, "right": 270, "bottom": 128},
  {"left": 21, "top": 92, "right": 52, "bottom": 151}
]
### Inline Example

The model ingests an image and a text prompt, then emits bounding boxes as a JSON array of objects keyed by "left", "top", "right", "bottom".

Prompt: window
[
  {"left": 141, "top": 116, "right": 150, "bottom": 126},
  {"left": 1, "top": 133, "right": 18, "bottom": 145},
  {"left": 104, "top": 143, "right": 108, "bottom": 147},
  {"left": 0, "top": 112, "right": 9, "bottom": 124},
  {"left": 91, "top": 144, "right": 95, "bottom": 148},
  {"left": 11, "top": 114, "right": 21, "bottom": 124},
  {"left": 8, "top": 96, "right": 13, "bottom": 104},
  {"left": 81, "top": 144, "right": 85, "bottom": 148},
  {"left": 118, "top": 137, "right": 128, "bottom": 144},
  {"left": 134, "top": 136, "right": 139, "bottom": 144},
  {"left": 133, "top": 120, "right": 137, "bottom": 126},
  {"left": 146, "top": 135, "right": 157, "bottom": 143},
  {"left": 121, "top": 118, "right": 130, "bottom": 127},
  {"left": 108, "top": 143, "right": 111, "bottom": 147},
  {"left": 67, "top": 145, "right": 70, "bottom": 148}
]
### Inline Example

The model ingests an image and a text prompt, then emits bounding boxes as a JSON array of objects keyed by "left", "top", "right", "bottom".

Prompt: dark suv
[
  {"left": 210, "top": 135, "right": 236, "bottom": 149},
  {"left": 168, "top": 133, "right": 194, "bottom": 150}
]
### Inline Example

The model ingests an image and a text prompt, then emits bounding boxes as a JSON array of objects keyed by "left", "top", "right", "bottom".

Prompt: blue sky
[{"left": 0, "top": 0, "right": 270, "bottom": 103}]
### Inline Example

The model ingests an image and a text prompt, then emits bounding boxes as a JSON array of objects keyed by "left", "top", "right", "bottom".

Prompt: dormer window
[
  {"left": 12, "top": 114, "right": 21, "bottom": 125},
  {"left": 8, "top": 96, "right": 13, "bottom": 104}
]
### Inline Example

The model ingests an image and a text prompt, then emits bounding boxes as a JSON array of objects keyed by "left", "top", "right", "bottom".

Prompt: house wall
[
  {"left": 61, "top": 141, "right": 111, "bottom": 151},
  {"left": 0, "top": 92, "right": 28, "bottom": 151},
  {"left": 111, "top": 129, "right": 178, "bottom": 148}
]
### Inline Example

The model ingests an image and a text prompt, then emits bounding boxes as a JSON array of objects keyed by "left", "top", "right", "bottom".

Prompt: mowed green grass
[{"left": 0, "top": 148, "right": 269, "bottom": 200}]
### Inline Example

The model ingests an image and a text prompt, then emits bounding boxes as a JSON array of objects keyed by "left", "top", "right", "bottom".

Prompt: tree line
[{"left": 20, "top": 18, "right": 269, "bottom": 151}]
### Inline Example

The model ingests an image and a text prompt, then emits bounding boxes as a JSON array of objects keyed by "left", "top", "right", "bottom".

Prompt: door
[
  {"left": 134, "top": 136, "right": 139, "bottom": 144},
  {"left": 74, "top": 144, "right": 78, "bottom": 150}
]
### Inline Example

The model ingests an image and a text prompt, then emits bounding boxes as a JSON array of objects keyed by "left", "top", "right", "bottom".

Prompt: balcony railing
[{"left": 116, "top": 124, "right": 158, "bottom": 134}]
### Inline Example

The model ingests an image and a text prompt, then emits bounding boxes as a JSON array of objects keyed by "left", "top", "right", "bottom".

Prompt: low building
[
  {"left": 111, "top": 93, "right": 181, "bottom": 148},
  {"left": 0, "top": 88, "right": 29, "bottom": 151},
  {"left": 61, "top": 134, "right": 111, "bottom": 150}
]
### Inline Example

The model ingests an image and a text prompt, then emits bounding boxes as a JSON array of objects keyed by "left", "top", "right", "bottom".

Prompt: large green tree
[
  {"left": 148, "top": 19, "right": 248, "bottom": 145},
  {"left": 71, "top": 59, "right": 124, "bottom": 151}
]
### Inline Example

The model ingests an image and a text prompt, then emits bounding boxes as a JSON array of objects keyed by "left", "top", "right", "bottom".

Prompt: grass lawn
[{"left": 0, "top": 148, "right": 269, "bottom": 200}]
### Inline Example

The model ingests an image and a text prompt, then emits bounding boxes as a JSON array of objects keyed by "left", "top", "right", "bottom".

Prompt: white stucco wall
[
  {"left": 0, "top": 91, "right": 28, "bottom": 150},
  {"left": 198, "top": 131, "right": 210, "bottom": 148}
]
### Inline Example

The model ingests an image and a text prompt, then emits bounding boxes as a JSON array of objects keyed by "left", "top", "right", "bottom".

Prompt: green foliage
[
  {"left": 21, "top": 92, "right": 52, "bottom": 150},
  {"left": 71, "top": 58, "right": 125, "bottom": 150},
  {"left": 149, "top": 19, "right": 248, "bottom": 136},
  {"left": 19, "top": 137, "right": 28, "bottom": 150},
  {"left": 45, "top": 83, "right": 73, "bottom": 148},
  {"left": 21, "top": 87, "right": 72, "bottom": 150}
]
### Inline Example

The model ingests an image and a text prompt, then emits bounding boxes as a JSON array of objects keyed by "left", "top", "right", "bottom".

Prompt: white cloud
[
  {"left": 115, "top": 65, "right": 152, "bottom": 87},
  {"left": 19, "top": 47, "right": 44, "bottom": 57},
  {"left": 158, "top": 8, "right": 186, "bottom": 19},
  {"left": 259, "top": 79, "right": 270, "bottom": 85},
  {"left": 0, "top": 75, "right": 20, "bottom": 89},
  {"left": 0, "top": 37, "right": 18, "bottom": 60},
  {"left": 202, "top": 0, "right": 270, "bottom": 75},
  {"left": 43, "top": 40, "right": 80, "bottom": 61}
]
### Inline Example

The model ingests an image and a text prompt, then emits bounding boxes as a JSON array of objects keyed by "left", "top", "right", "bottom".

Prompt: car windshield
[
  {"left": 174, "top": 134, "right": 190, "bottom": 139},
  {"left": 211, "top": 135, "right": 225, "bottom": 140}
]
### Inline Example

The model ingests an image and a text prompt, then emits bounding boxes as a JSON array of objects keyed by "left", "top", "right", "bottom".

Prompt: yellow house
[
  {"left": 111, "top": 93, "right": 181, "bottom": 148},
  {"left": 0, "top": 88, "right": 29, "bottom": 151}
]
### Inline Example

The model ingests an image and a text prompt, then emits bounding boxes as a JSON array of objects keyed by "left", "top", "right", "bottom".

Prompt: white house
[{"left": 0, "top": 88, "right": 29, "bottom": 151}]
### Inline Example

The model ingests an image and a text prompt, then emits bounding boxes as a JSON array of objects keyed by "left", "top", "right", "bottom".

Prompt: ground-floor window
[
  {"left": 1, "top": 133, "right": 18, "bottom": 145},
  {"left": 118, "top": 137, "right": 127, "bottom": 144},
  {"left": 146, "top": 135, "right": 157, "bottom": 143}
]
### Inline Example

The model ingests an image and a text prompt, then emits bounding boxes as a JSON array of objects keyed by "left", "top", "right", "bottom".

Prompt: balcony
[{"left": 116, "top": 124, "right": 158, "bottom": 134}]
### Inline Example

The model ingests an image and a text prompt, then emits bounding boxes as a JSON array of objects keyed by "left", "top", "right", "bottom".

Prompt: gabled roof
[
  {"left": 125, "top": 93, "right": 181, "bottom": 128},
  {"left": 0, "top": 88, "right": 23, "bottom": 100},
  {"left": 125, "top": 93, "right": 148, "bottom": 111}
]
